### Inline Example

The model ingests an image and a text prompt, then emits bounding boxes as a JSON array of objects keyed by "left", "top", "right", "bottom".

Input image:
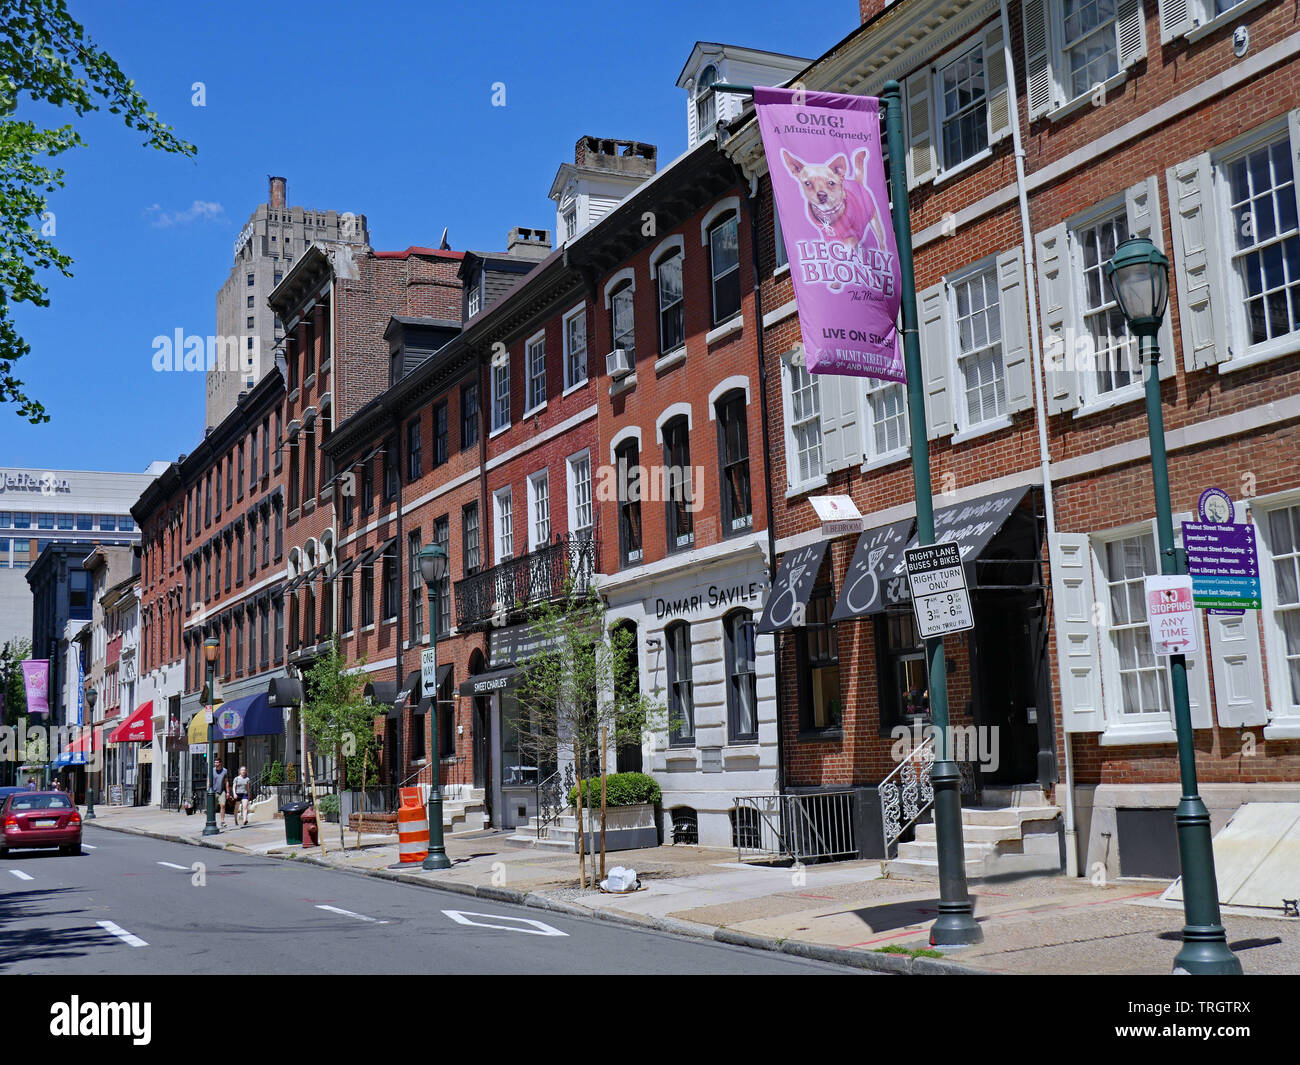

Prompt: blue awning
[{"left": 212, "top": 692, "right": 283, "bottom": 739}]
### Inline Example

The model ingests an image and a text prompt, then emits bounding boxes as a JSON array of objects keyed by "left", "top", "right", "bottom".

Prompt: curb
[{"left": 85, "top": 819, "right": 989, "bottom": 975}]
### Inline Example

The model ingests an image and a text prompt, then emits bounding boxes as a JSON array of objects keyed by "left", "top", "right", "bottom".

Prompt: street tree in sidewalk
[
  {"left": 0, "top": 0, "right": 196, "bottom": 422},
  {"left": 301, "top": 638, "right": 379, "bottom": 850},
  {"left": 0, "top": 638, "right": 30, "bottom": 786},
  {"left": 512, "top": 580, "right": 666, "bottom": 889}
]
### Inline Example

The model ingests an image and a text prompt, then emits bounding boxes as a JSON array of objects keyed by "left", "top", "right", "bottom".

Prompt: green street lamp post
[
  {"left": 882, "top": 81, "right": 983, "bottom": 947},
  {"left": 1105, "top": 236, "right": 1241, "bottom": 976},
  {"left": 419, "top": 542, "right": 452, "bottom": 871},
  {"left": 84, "top": 687, "right": 97, "bottom": 820},
  {"left": 202, "top": 636, "right": 221, "bottom": 837}
]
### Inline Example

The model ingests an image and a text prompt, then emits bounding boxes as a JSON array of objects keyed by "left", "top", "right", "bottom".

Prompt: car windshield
[{"left": 7, "top": 795, "right": 73, "bottom": 810}]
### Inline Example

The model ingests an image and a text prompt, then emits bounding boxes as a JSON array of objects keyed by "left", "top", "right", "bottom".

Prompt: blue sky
[{"left": 0, "top": 0, "right": 846, "bottom": 473}]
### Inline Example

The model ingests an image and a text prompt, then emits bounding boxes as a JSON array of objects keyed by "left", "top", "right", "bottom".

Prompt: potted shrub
[{"left": 567, "top": 771, "right": 661, "bottom": 853}]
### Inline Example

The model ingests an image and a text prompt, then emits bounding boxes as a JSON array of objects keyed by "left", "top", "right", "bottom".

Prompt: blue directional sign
[{"left": 1182, "top": 521, "right": 1261, "bottom": 610}]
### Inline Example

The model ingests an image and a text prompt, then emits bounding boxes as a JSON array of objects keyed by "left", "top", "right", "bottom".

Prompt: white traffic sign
[
  {"left": 1144, "top": 575, "right": 1199, "bottom": 655},
  {"left": 420, "top": 647, "right": 437, "bottom": 697},
  {"left": 904, "top": 540, "right": 974, "bottom": 639}
]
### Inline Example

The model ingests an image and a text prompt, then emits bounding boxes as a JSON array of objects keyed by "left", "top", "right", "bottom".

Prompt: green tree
[
  {"left": 1, "top": 0, "right": 196, "bottom": 421},
  {"left": 0, "top": 638, "right": 30, "bottom": 785},
  {"left": 512, "top": 581, "right": 665, "bottom": 888}
]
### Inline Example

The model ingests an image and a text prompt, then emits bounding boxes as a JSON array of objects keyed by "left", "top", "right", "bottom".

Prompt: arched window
[
  {"left": 724, "top": 610, "right": 758, "bottom": 743},
  {"left": 655, "top": 250, "right": 684, "bottom": 353},
  {"left": 696, "top": 65, "right": 718, "bottom": 140},
  {"left": 615, "top": 438, "right": 642, "bottom": 567},
  {"left": 662, "top": 416, "right": 693, "bottom": 552},
  {"left": 707, "top": 210, "right": 741, "bottom": 325},
  {"left": 715, "top": 389, "right": 751, "bottom": 535},
  {"left": 666, "top": 621, "right": 694, "bottom": 747},
  {"left": 610, "top": 280, "right": 636, "bottom": 359}
]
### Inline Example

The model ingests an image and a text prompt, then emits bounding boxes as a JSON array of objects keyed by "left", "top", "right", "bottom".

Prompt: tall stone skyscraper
[{"left": 208, "top": 176, "right": 368, "bottom": 429}]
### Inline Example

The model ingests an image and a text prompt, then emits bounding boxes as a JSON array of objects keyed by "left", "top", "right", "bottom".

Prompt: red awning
[
  {"left": 66, "top": 725, "right": 106, "bottom": 754},
  {"left": 107, "top": 701, "right": 154, "bottom": 744}
]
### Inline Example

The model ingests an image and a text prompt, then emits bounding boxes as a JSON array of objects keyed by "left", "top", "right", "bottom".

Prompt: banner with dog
[{"left": 755, "top": 86, "right": 903, "bottom": 381}]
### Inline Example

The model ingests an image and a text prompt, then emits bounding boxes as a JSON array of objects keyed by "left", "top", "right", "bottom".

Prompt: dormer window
[
  {"left": 467, "top": 271, "right": 482, "bottom": 318},
  {"left": 696, "top": 65, "right": 719, "bottom": 140},
  {"left": 562, "top": 205, "right": 577, "bottom": 241}
]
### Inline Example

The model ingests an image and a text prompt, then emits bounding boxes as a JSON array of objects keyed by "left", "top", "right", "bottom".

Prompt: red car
[{"left": 0, "top": 791, "right": 82, "bottom": 856}]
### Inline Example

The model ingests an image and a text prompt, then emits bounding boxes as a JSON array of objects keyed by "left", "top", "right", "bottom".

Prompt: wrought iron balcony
[{"left": 454, "top": 534, "right": 597, "bottom": 632}]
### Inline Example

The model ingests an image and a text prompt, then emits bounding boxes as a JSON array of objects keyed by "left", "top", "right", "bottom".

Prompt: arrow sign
[{"left": 1144, "top": 575, "right": 1199, "bottom": 656}]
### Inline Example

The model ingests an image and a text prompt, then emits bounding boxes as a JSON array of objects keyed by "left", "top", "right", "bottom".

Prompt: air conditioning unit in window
[{"left": 606, "top": 348, "right": 633, "bottom": 380}]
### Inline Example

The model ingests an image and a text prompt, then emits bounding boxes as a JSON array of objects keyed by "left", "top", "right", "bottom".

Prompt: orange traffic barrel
[{"left": 397, "top": 786, "right": 428, "bottom": 864}]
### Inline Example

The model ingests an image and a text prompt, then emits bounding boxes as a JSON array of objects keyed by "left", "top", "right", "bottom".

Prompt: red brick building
[{"left": 721, "top": 0, "right": 1300, "bottom": 877}]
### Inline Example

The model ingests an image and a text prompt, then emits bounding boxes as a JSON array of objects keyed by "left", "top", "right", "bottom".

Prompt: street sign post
[
  {"left": 420, "top": 647, "right": 437, "bottom": 698},
  {"left": 904, "top": 541, "right": 974, "bottom": 639},
  {"left": 1182, "top": 521, "right": 1260, "bottom": 610},
  {"left": 1144, "top": 575, "right": 1199, "bottom": 655}
]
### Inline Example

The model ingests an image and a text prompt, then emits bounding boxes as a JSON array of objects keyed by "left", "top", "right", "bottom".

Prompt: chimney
[
  {"left": 269, "top": 176, "right": 287, "bottom": 209},
  {"left": 506, "top": 227, "right": 553, "bottom": 261},
  {"left": 572, "top": 137, "right": 657, "bottom": 178}
]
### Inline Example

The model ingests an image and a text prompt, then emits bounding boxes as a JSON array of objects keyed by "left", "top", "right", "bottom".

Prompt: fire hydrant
[{"left": 300, "top": 805, "right": 319, "bottom": 847}]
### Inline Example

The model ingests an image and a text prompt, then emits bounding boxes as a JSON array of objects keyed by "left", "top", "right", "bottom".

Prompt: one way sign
[{"left": 1144, "top": 575, "right": 1199, "bottom": 656}]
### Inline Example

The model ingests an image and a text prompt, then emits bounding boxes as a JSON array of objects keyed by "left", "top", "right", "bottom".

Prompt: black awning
[
  {"left": 832, "top": 517, "right": 916, "bottom": 620},
  {"left": 363, "top": 680, "right": 398, "bottom": 708},
  {"left": 756, "top": 540, "right": 829, "bottom": 634},
  {"left": 458, "top": 667, "right": 518, "bottom": 697},
  {"left": 412, "top": 664, "right": 454, "bottom": 714}
]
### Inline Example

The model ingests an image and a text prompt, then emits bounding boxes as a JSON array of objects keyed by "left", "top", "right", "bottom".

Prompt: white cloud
[{"left": 145, "top": 200, "right": 225, "bottom": 227}]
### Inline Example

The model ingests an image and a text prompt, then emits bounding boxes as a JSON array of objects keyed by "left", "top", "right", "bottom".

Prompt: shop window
[
  {"left": 797, "top": 584, "right": 841, "bottom": 732},
  {"left": 877, "top": 611, "right": 929, "bottom": 731}
]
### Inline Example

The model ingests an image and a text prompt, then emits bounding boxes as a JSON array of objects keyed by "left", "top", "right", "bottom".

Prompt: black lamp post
[
  {"left": 419, "top": 542, "right": 451, "bottom": 871},
  {"left": 84, "top": 687, "right": 97, "bottom": 820},
  {"left": 1104, "top": 236, "right": 1241, "bottom": 976},
  {"left": 202, "top": 636, "right": 220, "bottom": 837}
]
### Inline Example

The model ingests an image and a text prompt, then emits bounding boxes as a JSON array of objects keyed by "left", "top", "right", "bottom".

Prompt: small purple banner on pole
[
  {"left": 21, "top": 659, "right": 50, "bottom": 716},
  {"left": 754, "top": 86, "right": 903, "bottom": 382}
]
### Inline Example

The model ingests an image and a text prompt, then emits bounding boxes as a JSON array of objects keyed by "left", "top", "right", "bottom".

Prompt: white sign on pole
[
  {"left": 420, "top": 647, "right": 437, "bottom": 698},
  {"left": 809, "top": 495, "right": 865, "bottom": 538},
  {"left": 904, "top": 540, "right": 974, "bottom": 639},
  {"left": 1144, "top": 575, "right": 1199, "bottom": 656}
]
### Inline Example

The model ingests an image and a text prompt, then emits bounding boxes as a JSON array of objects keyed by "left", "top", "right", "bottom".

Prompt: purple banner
[
  {"left": 21, "top": 659, "right": 50, "bottom": 716},
  {"left": 755, "top": 86, "right": 903, "bottom": 381}
]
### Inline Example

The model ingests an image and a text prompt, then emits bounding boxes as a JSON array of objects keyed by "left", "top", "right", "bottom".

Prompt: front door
[
  {"left": 973, "top": 592, "right": 1040, "bottom": 785},
  {"left": 473, "top": 695, "right": 492, "bottom": 824}
]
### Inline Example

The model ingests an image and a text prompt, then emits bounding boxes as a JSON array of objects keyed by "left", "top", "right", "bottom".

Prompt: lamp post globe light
[
  {"left": 84, "top": 688, "right": 97, "bottom": 820},
  {"left": 1104, "top": 237, "right": 1241, "bottom": 975},
  {"left": 202, "top": 636, "right": 221, "bottom": 837},
  {"left": 419, "top": 542, "right": 452, "bottom": 871}
]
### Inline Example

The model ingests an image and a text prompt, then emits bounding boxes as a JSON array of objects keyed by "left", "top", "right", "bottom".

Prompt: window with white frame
[
  {"left": 563, "top": 307, "right": 587, "bottom": 389},
  {"left": 1160, "top": 0, "right": 1266, "bottom": 44},
  {"left": 610, "top": 282, "right": 635, "bottom": 359},
  {"left": 786, "top": 356, "right": 823, "bottom": 486},
  {"left": 708, "top": 212, "right": 741, "bottom": 325},
  {"left": 526, "top": 333, "right": 546, "bottom": 411},
  {"left": 567, "top": 452, "right": 593, "bottom": 540},
  {"left": 865, "top": 380, "right": 909, "bottom": 460},
  {"left": 1099, "top": 532, "right": 1170, "bottom": 719},
  {"left": 1075, "top": 208, "right": 1139, "bottom": 399},
  {"left": 1022, "top": 1, "right": 1145, "bottom": 119},
  {"left": 939, "top": 45, "right": 988, "bottom": 170},
  {"left": 773, "top": 201, "right": 788, "bottom": 271},
  {"left": 562, "top": 205, "right": 577, "bottom": 241},
  {"left": 695, "top": 65, "right": 718, "bottom": 142},
  {"left": 951, "top": 265, "right": 1006, "bottom": 428},
  {"left": 1061, "top": 0, "right": 1121, "bottom": 101},
  {"left": 491, "top": 354, "right": 510, "bottom": 431},
  {"left": 1263, "top": 502, "right": 1300, "bottom": 715},
  {"left": 527, "top": 470, "right": 550, "bottom": 551},
  {"left": 494, "top": 487, "right": 513, "bottom": 563},
  {"left": 1223, "top": 131, "right": 1300, "bottom": 352},
  {"left": 467, "top": 272, "right": 483, "bottom": 318},
  {"left": 657, "top": 252, "right": 684, "bottom": 353}
]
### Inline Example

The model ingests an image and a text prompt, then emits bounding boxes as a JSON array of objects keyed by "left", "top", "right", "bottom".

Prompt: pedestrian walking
[
  {"left": 211, "top": 758, "right": 231, "bottom": 828},
  {"left": 25, "top": 775, "right": 37, "bottom": 790},
  {"left": 233, "top": 765, "right": 252, "bottom": 827}
]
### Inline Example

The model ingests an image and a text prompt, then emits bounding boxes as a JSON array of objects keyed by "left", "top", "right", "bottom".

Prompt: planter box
[{"left": 574, "top": 802, "right": 660, "bottom": 853}]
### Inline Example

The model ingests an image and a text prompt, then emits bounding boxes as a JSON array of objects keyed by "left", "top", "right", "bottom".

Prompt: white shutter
[
  {"left": 985, "top": 22, "right": 1011, "bottom": 144},
  {"left": 1022, "top": 0, "right": 1055, "bottom": 120},
  {"left": 1117, "top": 0, "right": 1147, "bottom": 69},
  {"left": 905, "top": 69, "right": 936, "bottom": 188},
  {"left": 818, "top": 374, "right": 863, "bottom": 474},
  {"left": 997, "top": 247, "right": 1033, "bottom": 412},
  {"left": 1158, "top": 0, "right": 1193, "bottom": 44},
  {"left": 919, "top": 281, "right": 953, "bottom": 438},
  {"left": 1036, "top": 223, "right": 1079, "bottom": 413},
  {"left": 1209, "top": 501, "right": 1268, "bottom": 726},
  {"left": 1166, "top": 154, "right": 1228, "bottom": 372},
  {"left": 1125, "top": 176, "right": 1176, "bottom": 380},
  {"left": 1173, "top": 514, "right": 1213, "bottom": 729},
  {"left": 1050, "top": 533, "right": 1104, "bottom": 733}
]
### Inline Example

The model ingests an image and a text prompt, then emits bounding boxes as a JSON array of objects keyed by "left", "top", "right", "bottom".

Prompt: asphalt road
[{"left": 0, "top": 826, "right": 855, "bottom": 975}]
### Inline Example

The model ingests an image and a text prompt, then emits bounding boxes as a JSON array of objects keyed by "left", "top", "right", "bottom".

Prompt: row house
[
  {"left": 721, "top": 0, "right": 1299, "bottom": 876},
  {"left": 134, "top": 361, "right": 290, "bottom": 807}
]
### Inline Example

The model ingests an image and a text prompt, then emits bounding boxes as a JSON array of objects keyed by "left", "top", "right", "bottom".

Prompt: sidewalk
[{"left": 84, "top": 802, "right": 1300, "bottom": 975}]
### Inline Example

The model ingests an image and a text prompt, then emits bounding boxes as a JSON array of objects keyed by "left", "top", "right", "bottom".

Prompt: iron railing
[
  {"left": 733, "top": 791, "right": 858, "bottom": 863},
  {"left": 535, "top": 764, "right": 573, "bottom": 839},
  {"left": 454, "top": 534, "right": 597, "bottom": 631},
  {"left": 880, "top": 734, "right": 936, "bottom": 857}
]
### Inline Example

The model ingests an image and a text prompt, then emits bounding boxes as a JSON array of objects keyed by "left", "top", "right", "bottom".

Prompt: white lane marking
[
  {"left": 9, "top": 870, "right": 34, "bottom": 881},
  {"left": 441, "top": 910, "right": 567, "bottom": 937},
  {"left": 315, "top": 904, "right": 388, "bottom": 924},
  {"left": 97, "top": 920, "right": 148, "bottom": 947},
  {"left": 157, "top": 861, "right": 188, "bottom": 870},
  {"left": 81, "top": 844, "right": 96, "bottom": 850}
]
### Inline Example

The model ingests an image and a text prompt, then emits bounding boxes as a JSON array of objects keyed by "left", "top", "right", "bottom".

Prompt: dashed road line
[
  {"left": 157, "top": 861, "right": 188, "bottom": 870},
  {"left": 97, "top": 920, "right": 148, "bottom": 947},
  {"left": 9, "top": 870, "right": 34, "bottom": 881},
  {"left": 315, "top": 904, "right": 388, "bottom": 924}
]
